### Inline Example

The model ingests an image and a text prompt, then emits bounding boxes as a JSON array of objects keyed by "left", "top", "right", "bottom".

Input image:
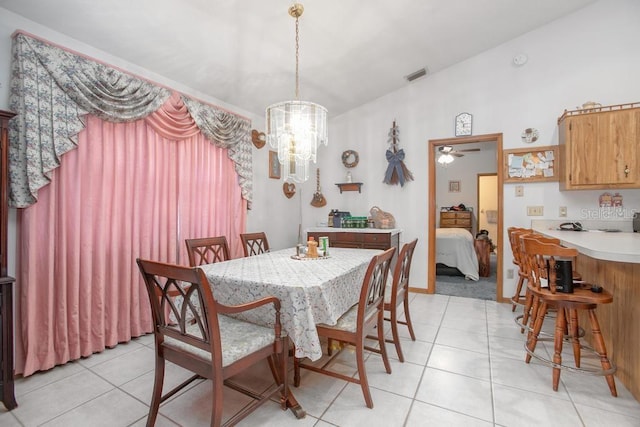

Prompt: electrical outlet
[
  {"left": 527, "top": 206, "right": 544, "bottom": 216},
  {"left": 507, "top": 269, "right": 514, "bottom": 279},
  {"left": 559, "top": 206, "right": 567, "bottom": 217},
  {"left": 515, "top": 185, "right": 524, "bottom": 197}
]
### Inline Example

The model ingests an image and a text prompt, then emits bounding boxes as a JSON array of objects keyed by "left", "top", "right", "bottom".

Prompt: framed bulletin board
[{"left": 503, "top": 145, "right": 559, "bottom": 183}]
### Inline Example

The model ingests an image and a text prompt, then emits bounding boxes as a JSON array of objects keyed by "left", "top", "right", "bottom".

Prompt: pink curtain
[{"left": 16, "top": 113, "right": 246, "bottom": 376}]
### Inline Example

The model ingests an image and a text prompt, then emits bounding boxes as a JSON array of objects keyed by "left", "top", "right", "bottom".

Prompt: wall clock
[{"left": 455, "top": 112, "right": 473, "bottom": 137}]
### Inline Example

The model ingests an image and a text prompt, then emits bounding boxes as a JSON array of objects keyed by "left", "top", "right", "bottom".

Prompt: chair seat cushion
[
  {"left": 164, "top": 315, "right": 276, "bottom": 367},
  {"left": 318, "top": 304, "right": 358, "bottom": 333}
]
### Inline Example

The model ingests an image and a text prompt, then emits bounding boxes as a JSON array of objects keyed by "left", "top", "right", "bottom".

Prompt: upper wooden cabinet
[{"left": 558, "top": 103, "right": 640, "bottom": 190}]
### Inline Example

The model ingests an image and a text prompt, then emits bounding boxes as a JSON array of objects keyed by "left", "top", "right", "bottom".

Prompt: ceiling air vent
[{"left": 405, "top": 67, "right": 427, "bottom": 82}]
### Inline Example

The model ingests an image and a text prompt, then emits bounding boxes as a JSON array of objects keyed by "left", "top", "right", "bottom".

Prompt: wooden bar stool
[
  {"left": 520, "top": 236, "right": 617, "bottom": 396},
  {"left": 507, "top": 227, "right": 532, "bottom": 311}
]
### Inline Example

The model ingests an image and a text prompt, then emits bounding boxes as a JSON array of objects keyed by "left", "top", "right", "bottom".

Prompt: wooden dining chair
[
  {"left": 185, "top": 236, "right": 231, "bottom": 266},
  {"left": 136, "top": 259, "right": 289, "bottom": 427},
  {"left": 519, "top": 237, "right": 617, "bottom": 396},
  {"left": 240, "top": 232, "right": 270, "bottom": 257},
  {"left": 370, "top": 239, "right": 418, "bottom": 363},
  {"left": 293, "top": 247, "right": 396, "bottom": 409}
]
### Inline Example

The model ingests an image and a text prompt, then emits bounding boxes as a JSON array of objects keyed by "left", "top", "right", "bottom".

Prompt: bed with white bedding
[{"left": 436, "top": 228, "right": 479, "bottom": 281}]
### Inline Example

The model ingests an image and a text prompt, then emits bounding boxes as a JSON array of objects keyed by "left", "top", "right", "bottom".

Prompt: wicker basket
[{"left": 369, "top": 206, "right": 396, "bottom": 229}]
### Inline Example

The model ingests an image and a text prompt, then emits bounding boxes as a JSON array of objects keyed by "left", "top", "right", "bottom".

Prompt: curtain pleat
[{"left": 16, "top": 115, "right": 245, "bottom": 376}]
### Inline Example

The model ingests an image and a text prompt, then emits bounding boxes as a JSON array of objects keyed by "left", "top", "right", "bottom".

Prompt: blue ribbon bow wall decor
[{"left": 383, "top": 120, "right": 414, "bottom": 187}]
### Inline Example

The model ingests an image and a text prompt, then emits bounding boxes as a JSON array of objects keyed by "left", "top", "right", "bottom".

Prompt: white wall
[{"left": 309, "top": 0, "right": 640, "bottom": 299}]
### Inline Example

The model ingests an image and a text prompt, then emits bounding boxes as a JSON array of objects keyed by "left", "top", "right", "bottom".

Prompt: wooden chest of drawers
[
  {"left": 307, "top": 230, "right": 400, "bottom": 265},
  {"left": 439, "top": 211, "right": 473, "bottom": 234}
]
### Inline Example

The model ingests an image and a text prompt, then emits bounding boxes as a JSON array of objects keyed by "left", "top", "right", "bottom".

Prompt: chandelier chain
[{"left": 295, "top": 15, "right": 300, "bottom": 100}]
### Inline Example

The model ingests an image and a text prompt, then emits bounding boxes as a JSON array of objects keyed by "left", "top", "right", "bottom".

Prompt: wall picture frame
[
  {"left": 449, "top": 180, "right": 461, "bottom": 192},
  {"left": 269, "top": 151, "right": 281, "bottom": 179}
]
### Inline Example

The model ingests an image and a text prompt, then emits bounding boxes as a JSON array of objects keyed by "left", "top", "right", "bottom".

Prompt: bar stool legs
[
  {"left": 526, "top": 301, "right": 617, "bottom": 397},
  {"left": 588, "top": 309, "right": 617, "bottom": 397}
]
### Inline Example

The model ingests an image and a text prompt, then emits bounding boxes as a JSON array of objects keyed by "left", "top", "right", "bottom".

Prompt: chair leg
[
  {"left": 568, "top": 309, "right": 581, "bottom": 368},
  {"left": 511, "top": 274, "right": 525, "bottom": 311},
  {"left": 526, "top": 301, "right": 547, "bottom": 364},
  {"left": 389, "top": 308, "right": 404, "bottom": 363},
  {"left": 147, "top": 355, "right": 165, "bottom": 427},
  {"left": 356, "top": 341, "right": 374, "bottom": 409},
  {"left": 521, "top": 289, "right": 535, "bottom": 334},
  {"left": 526, "top": 293, "right": 541, "bottom": 343},
  {"left": 211, "top": 377, "right": 224, "bottom": 427},
  {"left": 552, "top": 307, "right": 566, "bottom": 392},
  {"left": 378, "top": 313, "right": 392, "bottom": 374},
  {"left": 588, "top": 309, "right": 618, "bottom": 397},
  {"left": 293, "top": 356, "right": 301, "bottom": 388},
  {"left": 402, "top": 296, "right": 416, "bottom": 341}
]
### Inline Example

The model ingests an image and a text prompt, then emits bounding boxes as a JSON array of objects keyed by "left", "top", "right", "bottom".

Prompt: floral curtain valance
[{"left": 8, "top": 32, "right": 252, "bottom": 208}]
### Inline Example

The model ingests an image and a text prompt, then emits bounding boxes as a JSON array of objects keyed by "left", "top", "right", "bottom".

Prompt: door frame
[{"left": 426, "top": 133, "right": 505, "bottom": 302}]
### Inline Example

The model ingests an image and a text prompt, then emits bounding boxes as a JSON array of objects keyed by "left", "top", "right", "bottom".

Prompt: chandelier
[{"left": 266, "top": 3, "right": 328, "bottom": 183}]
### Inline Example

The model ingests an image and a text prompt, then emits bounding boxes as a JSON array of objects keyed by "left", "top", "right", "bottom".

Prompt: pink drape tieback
[{"left": 144, "top": 92, "right": 201, "bottom": 140}]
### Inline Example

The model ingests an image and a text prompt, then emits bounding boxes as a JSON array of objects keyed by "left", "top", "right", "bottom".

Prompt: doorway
[{"left": 427, "top": 133, "right": 505, "bottom": 302}]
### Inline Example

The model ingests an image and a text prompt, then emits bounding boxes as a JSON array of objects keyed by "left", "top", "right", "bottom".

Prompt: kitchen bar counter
[
  {"left": 532, "top": 227, "right": 640, "bottom": 263},
  {"left": 533, "top": 226, "right": 640, "bottom": 402}
]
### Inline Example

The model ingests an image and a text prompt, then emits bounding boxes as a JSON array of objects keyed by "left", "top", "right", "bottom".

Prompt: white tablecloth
[{"left": 199, "top": 247, "right": 381, "bottom": 360}]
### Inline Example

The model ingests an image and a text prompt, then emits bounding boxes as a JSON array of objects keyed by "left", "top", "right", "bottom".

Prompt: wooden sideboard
[
  {"left": 307, "top": 229, "right": 401, "bottom": 264},
  {"left": 0, "top": 110, "right": 16, "bottom": 410},
  {"left": 439, "top": 210, "right": 473, "bottom": 234}
]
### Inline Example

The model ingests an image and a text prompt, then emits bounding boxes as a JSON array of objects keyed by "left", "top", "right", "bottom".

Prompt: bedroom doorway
[{"left": 426, "top": 133, "right": 504, "bottom": 302}]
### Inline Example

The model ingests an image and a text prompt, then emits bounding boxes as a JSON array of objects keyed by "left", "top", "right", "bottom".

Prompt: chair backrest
[
  {"left": 357, "top": 247, "right": 396, "bottom": 332},
  {"left": 507, "top": 227, "right": 532, "bottom": 266},
  {"left": 521, "top": 236, "right": 578, "bottom": 294},
  {"left": 240, "top": 232, "right": 270, "bottom": 257},
  {"left": 185, "top": 236, "right": 231, "bottom": 266},
  {"left": 137, "top": 259, "right": 221, "bottom": 361},
  {"left": 389, "top": 239, "right": 418, "bottom": 307}
]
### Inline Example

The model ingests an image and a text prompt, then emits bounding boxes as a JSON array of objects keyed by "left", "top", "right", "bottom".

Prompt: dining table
[
  {"left": 199, "top": 246, "right": 382, "bottom": 361},
  {"left": 199, "top": 246, "right": 382, "bottom": 419}
]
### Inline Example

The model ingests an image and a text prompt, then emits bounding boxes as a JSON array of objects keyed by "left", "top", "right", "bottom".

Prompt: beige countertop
[{"left": 533, "top": 227, "right": 640, "bottom": 263}]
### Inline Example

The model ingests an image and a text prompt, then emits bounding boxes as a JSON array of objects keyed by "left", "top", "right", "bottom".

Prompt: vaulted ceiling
[{"left": 0, "top": 0, "right": 597, "bottom": 117}]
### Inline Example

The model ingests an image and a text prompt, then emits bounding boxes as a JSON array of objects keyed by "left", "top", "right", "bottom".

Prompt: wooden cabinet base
[{"left": 575, "top": 254, "right": 640, "bottom": 402}]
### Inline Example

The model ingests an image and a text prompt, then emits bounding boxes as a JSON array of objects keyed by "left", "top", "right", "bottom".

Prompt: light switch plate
[
  {"left": 559, "top": 206, "right": 567, "bottom": 217},
  {"left": 515, "top": 185, "right": 524, "bottom": 197}
]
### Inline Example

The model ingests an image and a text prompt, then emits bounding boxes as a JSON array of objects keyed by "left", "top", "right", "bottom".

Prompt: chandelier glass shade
[
  {"left": 266, "top": 100, "right": 328, "bottom": 182},
  {"left": 266, "top": 3, "right": 328, "bottom": 183}
]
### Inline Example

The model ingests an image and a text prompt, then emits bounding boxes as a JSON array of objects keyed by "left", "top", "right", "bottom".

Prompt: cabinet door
[{"left": 568, "top": 110, "right": 637, "bottom": 186}]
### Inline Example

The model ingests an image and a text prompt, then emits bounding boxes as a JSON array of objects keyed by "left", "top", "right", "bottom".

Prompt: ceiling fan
[{"left": 438, "top": 145, "right": 481, "bottom": 158}]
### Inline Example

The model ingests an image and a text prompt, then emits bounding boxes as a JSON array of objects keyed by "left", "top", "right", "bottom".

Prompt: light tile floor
[{"left": 2, "top": 293, "right": 639, "bottom": 426}]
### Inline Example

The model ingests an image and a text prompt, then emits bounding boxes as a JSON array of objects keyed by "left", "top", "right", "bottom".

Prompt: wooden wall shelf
[{"left": 335, "top": 182, "right": 363, "bottom": 193}]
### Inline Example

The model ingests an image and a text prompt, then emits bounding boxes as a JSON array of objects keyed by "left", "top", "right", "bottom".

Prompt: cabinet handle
[{"left": 625, "top": 165, "right": 630, "bottom": 177}]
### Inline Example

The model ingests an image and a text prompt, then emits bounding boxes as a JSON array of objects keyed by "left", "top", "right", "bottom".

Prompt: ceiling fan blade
[
  {"left": 452, "top": 153, "right": 464, "bottom": 157},
  {"left": 456, "top": 148, "right": 481, "bottom": 152}
]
